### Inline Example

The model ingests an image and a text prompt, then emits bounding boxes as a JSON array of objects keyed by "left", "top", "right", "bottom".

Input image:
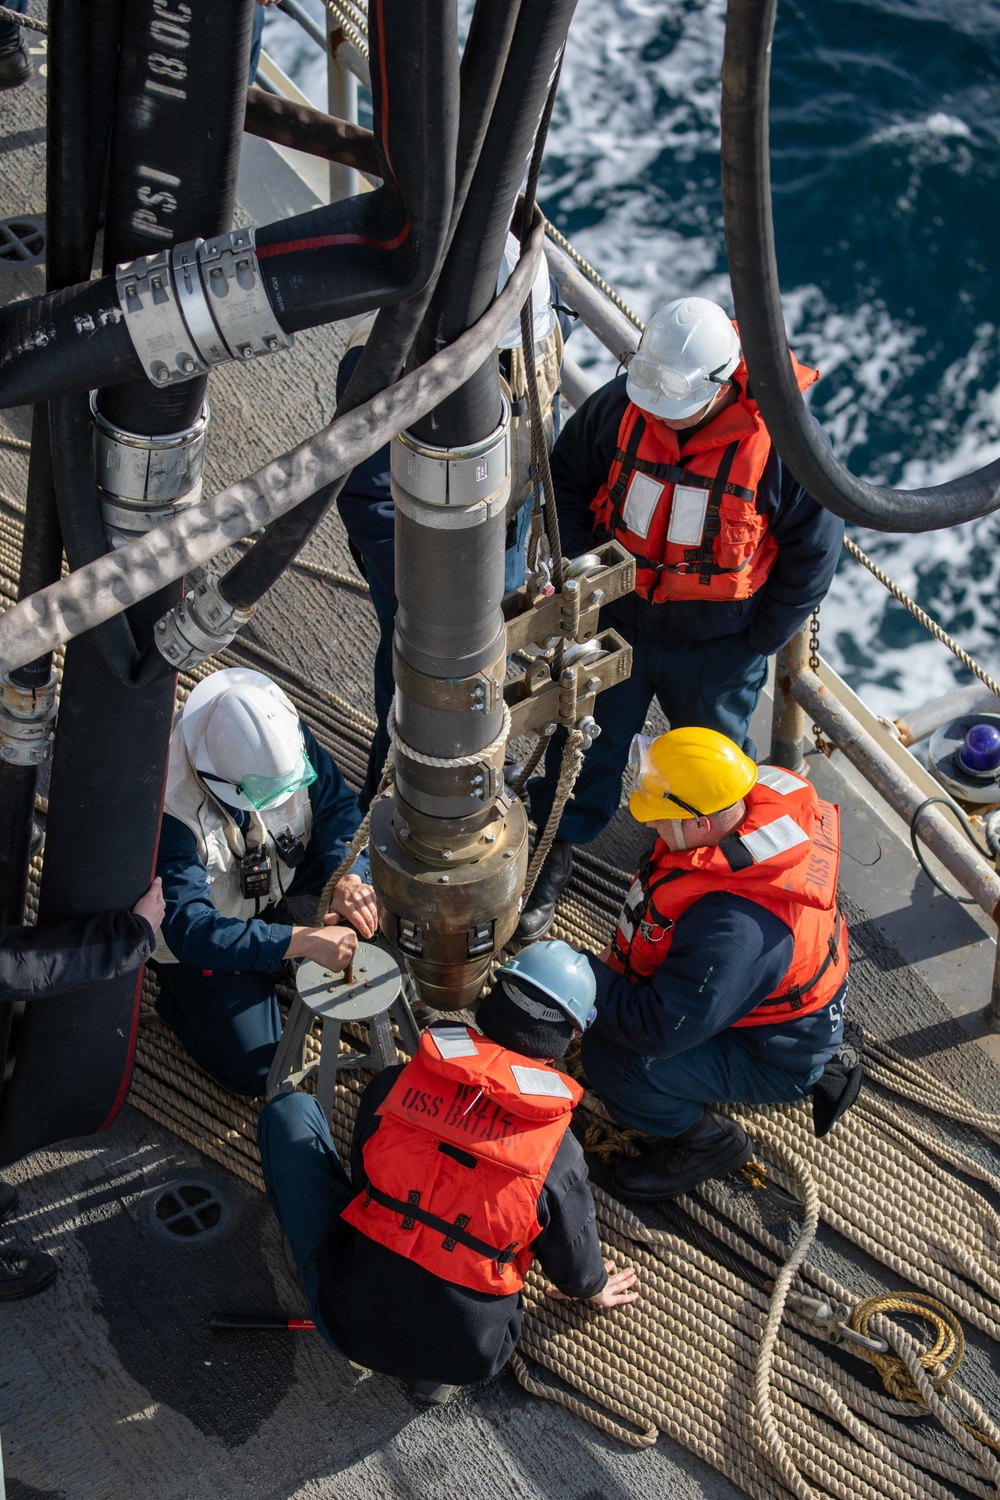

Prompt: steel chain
[{"left": 807, "top": 608, "right": 835, "bottom": 757}]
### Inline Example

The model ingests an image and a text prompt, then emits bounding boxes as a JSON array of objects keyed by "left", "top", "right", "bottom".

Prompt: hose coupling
[
  {"left": 0, "top": 672, "right": 57, "bottom": 766},
  {"left": 91, "top": 397, "right": 210, "bottom": 543},
  {"left": 153, "top": 573, "right": 256, "bottom": 671},
  {"left": 392, "top": 397, "right": 511, "bottom": 515},
  {"left": 115, "top": 227, "right": 293, "bottom": 388}
]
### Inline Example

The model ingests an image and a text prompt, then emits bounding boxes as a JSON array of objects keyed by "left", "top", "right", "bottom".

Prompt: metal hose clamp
[
  {"left": 115, "top": 227, "right": 293, "bottom": 388},
  {"left": 392, "top": 397, "right": 511, "bottom": 510},
  {"left": 90, "top": 396, "right": 210, "bottom": 538}
]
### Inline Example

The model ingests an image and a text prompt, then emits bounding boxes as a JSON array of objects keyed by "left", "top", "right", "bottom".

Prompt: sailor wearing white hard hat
[
  {"left": 152, "top": 667, "right": 376, "bottom": 1095},
  {"left": 518, "top": 295, "right": 844, "bottom": 941}
]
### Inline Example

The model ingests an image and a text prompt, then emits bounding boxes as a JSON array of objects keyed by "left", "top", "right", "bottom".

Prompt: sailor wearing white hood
[{"left": 152, "top": 668, "right": 375, "bottom": 1095}]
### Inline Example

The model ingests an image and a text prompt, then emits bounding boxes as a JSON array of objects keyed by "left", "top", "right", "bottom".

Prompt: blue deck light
[{"left": 957, "top": 723, "right": 1000, "bottom": 777}]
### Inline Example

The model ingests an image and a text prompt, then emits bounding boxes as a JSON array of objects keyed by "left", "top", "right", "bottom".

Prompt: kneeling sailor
[
  {"left": 257, "top": 940, "right": 638, "bottom": 1400},
  {"left": 581, "top": 728, "right": 850, "bottom": 1199}
]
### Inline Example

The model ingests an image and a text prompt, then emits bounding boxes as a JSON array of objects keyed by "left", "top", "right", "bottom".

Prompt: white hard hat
[
  {"left": 181, "top": 668, "right": 314, "bottom": 813},
  {"left": 496, "top": 231, "right": 556, "bottom": 351},
  {"left": 626, "top": 297, "right": 741, "bottom": 421}
]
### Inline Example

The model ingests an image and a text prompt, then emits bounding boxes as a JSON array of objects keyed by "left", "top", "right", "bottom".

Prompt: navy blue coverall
[
  {"left": 257, "top": 1034, "right": 607, "bottom": 1384},
  {"left": 153, "top": 724, "right": 363, "bottom": 1096},
  {"left": 581, "top": 892, "right": 846, "bottom": 1134},
  {"left": 529, "top": 376, "right": 844, "bottom": 844}
]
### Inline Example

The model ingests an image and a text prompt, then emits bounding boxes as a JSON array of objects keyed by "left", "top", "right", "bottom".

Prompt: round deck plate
[{"left": 296, "top": 940, "right": 402, "bottom": 1021}]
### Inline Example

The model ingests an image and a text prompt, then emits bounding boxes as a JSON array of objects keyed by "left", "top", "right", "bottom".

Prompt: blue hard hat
[{"left": 499, "top": 940, "right": 598, "bottom": 1031}]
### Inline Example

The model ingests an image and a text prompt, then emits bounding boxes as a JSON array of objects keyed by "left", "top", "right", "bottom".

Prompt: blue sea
[{"left": 264, "top": 0, "right": 1000, "bottom": 721}]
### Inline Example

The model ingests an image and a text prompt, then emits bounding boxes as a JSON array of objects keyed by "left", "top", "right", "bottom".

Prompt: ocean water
[{"left": 264, "top": 0, "right": 1000, "bottom": 722}]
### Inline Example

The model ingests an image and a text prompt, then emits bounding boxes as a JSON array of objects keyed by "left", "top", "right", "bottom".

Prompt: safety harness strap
[
  {"left": 692, "top": 441, "right": 740, "bottom": 588},
  {"left": 362, "top": 1182, "right": 518, "bottom": 1266},
  {"left": 757, "top": 908, "right": 844, "bottom": 1015}
]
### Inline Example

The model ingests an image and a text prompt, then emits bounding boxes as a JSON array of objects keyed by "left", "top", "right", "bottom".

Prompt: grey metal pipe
[
  {"left": 770, "top": 628, "right": 809, "bottom": 772},
  {"left": 895, "top": 685, "right": 1000, "bottom": 749},
  {"left": 544, "top": 239, "right": 640, "bottom": 366},
  {"left": 791, "top": 665, "right": 1000, "bottom": 919},
  {"left": 559, "top": 350, "right": 599, "bottom": 412},
  {"left": 0, "top": 223, "right": 543, "bottom": 677}
]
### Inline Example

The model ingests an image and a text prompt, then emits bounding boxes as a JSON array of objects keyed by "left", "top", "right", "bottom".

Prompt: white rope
[{"left": 386, "top": 699, "right": 510, "bottom": 769}]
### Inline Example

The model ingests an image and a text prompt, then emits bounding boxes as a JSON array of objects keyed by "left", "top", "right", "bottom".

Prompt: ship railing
[{"left": 256, "top": 0, "right": 1000, "bottom": 1026}]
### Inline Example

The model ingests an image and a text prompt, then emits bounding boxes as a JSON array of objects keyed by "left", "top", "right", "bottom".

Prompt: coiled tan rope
[{"left": 519, "top": 725, "right": 585, "bottom": 908}]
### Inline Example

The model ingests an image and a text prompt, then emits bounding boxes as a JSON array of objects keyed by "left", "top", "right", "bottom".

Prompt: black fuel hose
[
  {"left": 219, "top": 0, "right": 519, "bottom": 610},
  {"left": 0, "top": 0, "right": 121, "bottom": 1080},
  {"left": 409, "top": 0, "right": 578, "bottom": 448},
  {"left": 47, "top": 396, "right": 174, "bottom": 688},
  {"left": 721, "top": 0, "right": 1000, "bottom": 532},
  {"left": 0, "top": 0, "right": 256, "bottom": 1168},
  {"left": 0, "top": 1, "right": 454, "bottom": 415}
]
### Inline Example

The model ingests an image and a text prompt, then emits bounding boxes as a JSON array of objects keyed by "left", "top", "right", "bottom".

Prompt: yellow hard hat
[{"left": 626, "top": 727, "right": 757, "bottom": 823}]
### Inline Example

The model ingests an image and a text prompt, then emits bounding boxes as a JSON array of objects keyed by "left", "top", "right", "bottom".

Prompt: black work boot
[
  {"left": 0, "top": 36, "right": 30, "bottom": 89},
  {"left": 0, "top": 1245, "right": 57, "bottom": 1302},
  {"left": 611, "top": 1109, "right": 753, "bottom": 1200},
  {"left": 516, "top": 840, "right": 574, "bottom": 941},
  {"left": 0, "top": 1180, "right": 18, "bottom": 1226}
]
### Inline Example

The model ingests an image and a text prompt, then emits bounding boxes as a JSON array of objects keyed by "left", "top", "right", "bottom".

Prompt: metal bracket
[
  {"left": 505, "top": 629, "right": 632, "bottom": 740},
  {"left": 0, "top": 673, "right": 57, "bottom": 767},
  {"left": 392, "top": 646, "right": 506, "bottom": 714},
  {"left": 504, "top": 540, "right": 635, "bottom": 656},
  {"left": 116, "top": 227, "right": 293, "bottom": 388},
  {"left": 153, "top": 573, "right": 256, "bottom": 670}
]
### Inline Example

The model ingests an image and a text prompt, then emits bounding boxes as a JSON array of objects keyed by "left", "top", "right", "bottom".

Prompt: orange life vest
[
  {"left": 591, "top": 350, "right": 818, "bottom": 604},
  {"left": 341, "top": 1026, "right": 582, "bottom": 1295},
  {"left": 608, "top": 766, "right": 847, "bottom": 1024}
]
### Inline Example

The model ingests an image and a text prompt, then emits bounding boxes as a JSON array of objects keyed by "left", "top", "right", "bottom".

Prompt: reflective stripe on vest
[
  {"left": 340, "top": 1028, "right": 581, "bottom": 1294},
  {"left": 608, "top": 775, "right": 847, "bottom": 1025},
  {"left": 590, "top": 347, "right": 818, "bottom": 604}
]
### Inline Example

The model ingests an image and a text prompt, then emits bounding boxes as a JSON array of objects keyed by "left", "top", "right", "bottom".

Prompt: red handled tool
[{"left": 210, "top": 1312, "right": 316, "bottom": 1332}]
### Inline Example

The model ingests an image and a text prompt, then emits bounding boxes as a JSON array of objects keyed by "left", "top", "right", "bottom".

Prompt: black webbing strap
[
  {"left": 363, "top": 1181, "right": 518, "bottom": 1266},
  {"left": 607, "top": 412, "right": 755, "bottom": 550},
  {"left": 758, "top": 908, "right": 844, "bottom": 1015},
  {"left": 718, "top": 832, "right": 755, "bottom": 872},
  {"left": 608, "top": 409, "right": 648, "bottom": 513},
  {"left": 613, "top": 864, "right": 688, "bottom": 979},
  {"left": 692, "top": 440, "right": 739, "bottom": 587}
]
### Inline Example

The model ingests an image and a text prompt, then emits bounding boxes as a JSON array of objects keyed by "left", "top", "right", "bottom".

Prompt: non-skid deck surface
[{"left": 2, "top": 55, "right": 999, "bottom": 1500}]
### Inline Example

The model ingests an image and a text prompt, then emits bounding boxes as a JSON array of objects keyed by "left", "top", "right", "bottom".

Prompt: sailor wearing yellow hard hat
[{"left": 580, "top": 726, "right": 858, "bottom": 1200}]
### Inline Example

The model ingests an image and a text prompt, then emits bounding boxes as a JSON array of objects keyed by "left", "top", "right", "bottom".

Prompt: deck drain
[
  {"left": 0, "top": 215, "right": 45, "bottom": 268},
  {"left": 144, "top": 1176, "right": 231, "bottom": 1245}
]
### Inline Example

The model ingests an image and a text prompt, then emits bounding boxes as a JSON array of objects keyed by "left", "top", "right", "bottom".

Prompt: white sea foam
[{"left": 265, "top": 0, "right": 1000, "bottom": 720}]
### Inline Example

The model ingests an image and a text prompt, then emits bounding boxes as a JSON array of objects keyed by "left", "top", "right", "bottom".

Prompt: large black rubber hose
[
  {"left": 721, "top": 0, "right": 1000, "bottom": 532},
  {"left": 0, "top": 0, "right": 256, "bottom": 1168},
  {"left": 409, "top": 0, "right": 577, "bottom": 448},
  {"left": 219, "top": 0, "right": 520, "bottom": 611},
  {"left": 48, "top": 395, "right": 174, "bottom": 688},
  {"left": 0, "top": 0, "right": 452, "bottom": 413},
  {"left": 0, "top": 0, "right": 123, "bottom": 1081}
]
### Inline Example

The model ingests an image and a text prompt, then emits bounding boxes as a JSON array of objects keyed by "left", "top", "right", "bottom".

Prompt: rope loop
[{"left": 850, "top": 1292, "right": 965, "bottom": 1401}]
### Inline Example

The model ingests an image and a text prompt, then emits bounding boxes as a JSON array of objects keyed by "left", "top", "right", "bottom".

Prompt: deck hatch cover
[
  {"left": 0, "top": 214, "right": 45, "bottom": 268},
  {"left": 146, "top": 1177, "right": 231, "bottom": 1244}
]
